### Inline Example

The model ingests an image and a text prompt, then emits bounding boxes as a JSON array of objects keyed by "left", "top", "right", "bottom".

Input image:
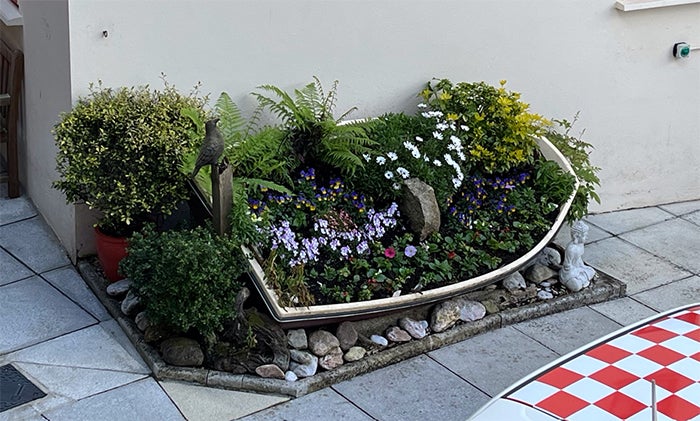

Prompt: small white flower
[
  {"left": 362, "top": 153, "right": 371, "bottom": 162},
  {"left": 415, "top": 136, "right": 423, "bottom": 142},
  {"left": 461, "top": 125, "right": 470, "bottom": 131},
  {"left": 412, "top": 150, "right": 421, "bottom": 159},
  {"left": 376, "top": 156, "right": 386, "bottom": 165},
  {"left": 433, "top": 131, "right": 443, "bottom": 140},
  {"left": 384, "top": 171, "right": 394, "bottom": 179},
  {"left": 433, "top": 159, "right": 442, "bottom": 167},
  {"left": 424, "top": 156, "right": 430, "bottom": 162},
  {"left": 452, "top": 178, "right": 462, "bottom": 188},
  {"left": 417, "top": 103, "right": 427, "bottom": 109},
  {"left": 458, "top": 151, "right": 466, "bottom": 161},
  {"left": 387, "top": 151, "right": 398, "bottom": 161},
  {"left": 436, "top": 123, "right": 449, "bottom": 131},
  {"left": 396, "top": 167, "right": 410, "bottom": 179},
  {"left": 392, "top": 183, "right": 401, "bottom": 190}
]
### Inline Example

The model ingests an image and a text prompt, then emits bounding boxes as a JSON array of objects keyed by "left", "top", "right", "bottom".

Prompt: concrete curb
[{"left": 79, "top": 260, "right": 625, "bottom": 398}]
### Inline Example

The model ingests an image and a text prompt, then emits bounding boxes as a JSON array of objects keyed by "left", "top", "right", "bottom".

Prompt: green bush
[
  {"left": 421, "top": 79, "right": 549, "bottom": 174},
  {"left": 119, "top": 225, "right": 248, "bottom": 338},
  {"left": 53, "top": 82, "right": 206, "bottom": 236}
]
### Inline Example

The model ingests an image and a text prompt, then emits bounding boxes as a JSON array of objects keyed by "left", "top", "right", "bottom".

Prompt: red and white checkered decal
[{"left": 504, "top": 305, "right": 700, "bottom": 420}]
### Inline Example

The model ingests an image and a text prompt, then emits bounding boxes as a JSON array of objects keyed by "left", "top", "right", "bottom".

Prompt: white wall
[
  {"left": 21, "top": 0, "right": 76, "bottom": 259},
  {"left": 25, "top": 0, "right": 700, "bottom": 256}
]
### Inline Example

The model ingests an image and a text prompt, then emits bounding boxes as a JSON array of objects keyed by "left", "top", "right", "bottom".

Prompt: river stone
[
  {"left": 255, "top": 363, "right": 286, "bottom": 379},
  {"left": 289, "top": 351, "right": 318, "bottom": 378},
  {"left": 370, "top": 334, "right": 389, "bottom": 347},
  {"left": 106, "top": 278, "right": 132, "bottom": 298},
  {"left": 536, "top": 247, "right": 562, "bottom": 267},
  {"left": 502, "top": 272, "right": 526, "bottom": 292},
  {"left": 401, "top": 178, "right": 441, "bottom": 241},
  {"left": 538, "top": 290, "right": 554, "bottom": 300},
  {"left": 308, "top": 330, "right": 340, "bottom": 357},
  {"left": 336, "top": 321, "right": 358, "bottom": 351},
  {"left": 120, "top": 290, "right": 143, "bottom": 317},
  {"left": 399, "top": 317, "right": 429, "bottom": 339},
  {"left": 135, "top": 311, "right": 151, "bottom": 332},
  {"left": 160, "top": 337, "right": 204, "bottom": 367},
  {"left": 524, "top": 263, "right": 557, "bottom": 283},
  {"left": 431, "top": 298, "right": 486, "bottom": 333},
  {"left": 386, "top": 326, "right": 412, "bottom": 343},
  {"left": 319, "top": 346, "right": 344, "bottom": 371},
  {"left": 287, "top": 329, "right": 308, "bottom": 350},
  {"left": 285, "top": 371, "right": 298, "bottom": 382},
  {"left": 344, "top": 346, "right": 367, "bottom": 362}
]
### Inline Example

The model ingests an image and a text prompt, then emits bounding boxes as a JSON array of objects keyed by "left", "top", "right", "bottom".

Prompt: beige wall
[{"left": 19, "top": 0, "right": 700, "bottom": 257}]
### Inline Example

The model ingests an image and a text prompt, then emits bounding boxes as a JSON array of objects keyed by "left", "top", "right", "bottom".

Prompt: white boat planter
[{"left": 246, "top": 137, "right": 579, "bottom": 325}]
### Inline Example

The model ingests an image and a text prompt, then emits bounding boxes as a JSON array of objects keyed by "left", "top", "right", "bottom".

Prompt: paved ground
[{"left": 1, "top": 181, "right": 699, "bottom": 421}]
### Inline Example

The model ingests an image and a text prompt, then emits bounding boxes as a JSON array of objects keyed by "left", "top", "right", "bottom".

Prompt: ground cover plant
[{"left": 241, "top": 79, "right": 585, "bottom": 306}]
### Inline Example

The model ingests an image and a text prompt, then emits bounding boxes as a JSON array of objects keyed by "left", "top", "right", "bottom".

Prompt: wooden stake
[{"left": 211, "top": 160, "right": 233, "bottom": 236}]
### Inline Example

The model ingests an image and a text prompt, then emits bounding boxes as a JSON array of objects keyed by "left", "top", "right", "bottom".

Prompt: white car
[{"left": 469, "top": 303, "right": 700, "bottom": 421}]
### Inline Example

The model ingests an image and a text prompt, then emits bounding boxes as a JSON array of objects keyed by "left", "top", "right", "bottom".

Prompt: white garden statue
[{"left": 559, "top": 220, "right": 596, "bottom": 292}]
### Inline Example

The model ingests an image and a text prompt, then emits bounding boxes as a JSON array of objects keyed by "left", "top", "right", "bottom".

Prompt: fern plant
[{"left": 252, "top": 77, "right": 374, "bottom": 175}]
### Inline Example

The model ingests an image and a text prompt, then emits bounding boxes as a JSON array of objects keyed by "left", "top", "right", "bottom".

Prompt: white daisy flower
[{"left": 384, "top": 171, "right": 394, "bottom": 179}]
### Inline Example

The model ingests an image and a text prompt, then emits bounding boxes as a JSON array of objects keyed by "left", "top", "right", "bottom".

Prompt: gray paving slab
[
  {"left": 512, "top": 306, "right": 622, "bottom": 355},
  {"left": 0, "top": 217, "right": 71, "bottom": 274},
  {"left": 583, "top": 237, "right": 692, "bottom": 295},
  {"left": 659, "top": 199, "right": 700, "bottom": 216},
  {"left": 0, "top": 194, "right": 37, "bottom": 226},
  {"left": 0, "top": 246, "right": 33, "bottom": 285},
  {"left": 631, "top": 276, "right": 700, "bottom": 312},
  {"left": 621, "top": 218, "right": 700, "bottom": 274},
  {"left": 589, "top": 297, "right": 658, "bottom": 326},
  {"left": 42, "top": 265, "right": 111, "bottom": 321},
  {"left": 585, "top": 207, "right": 674, "bottom": 235},
  {"left": 14, "top": 361, "right": 147, "bottom": 401},
  {"left": 553, "top": 220, "right": 611, "bottom": 248},
  {"left": 160, "top": 380, "right": 289, "bottom": 421},
  {"left": 240, "top": 387, "right": 372, "bottom": 421},
  {"left": 40, "top": 378, "right": 185, "bottom": 421},
  {"left": 0, "top": 276, "right": 96, "bottom": 354},
  {"left": 331, "top": 354, "right": 489, "bottom": 421},
  {"left": 99, "top": 319, "right": 149, "bottom": 369},
  {"left": 681, "top": 210, "right": 700, "bottom": 227},
  {"left": 429, "top": 326, "right": 559, "bottom": 397},
  {"left": 6, "top": 323, "right": 150, "bottom": 374}
]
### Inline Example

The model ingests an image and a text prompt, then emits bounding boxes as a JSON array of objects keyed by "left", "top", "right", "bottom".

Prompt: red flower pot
[{"left": 94, "top": 227, "right": 128, "bottom": 282}]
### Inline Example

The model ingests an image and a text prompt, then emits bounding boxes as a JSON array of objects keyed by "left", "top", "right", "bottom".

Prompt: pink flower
[{"left": 384, "top": 247, "right": 396, "bottom": 258}]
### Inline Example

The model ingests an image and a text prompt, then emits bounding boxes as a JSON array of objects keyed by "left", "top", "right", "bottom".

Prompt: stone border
[{"left": 79, "top": 260, "right": 626, "bottom": 398}]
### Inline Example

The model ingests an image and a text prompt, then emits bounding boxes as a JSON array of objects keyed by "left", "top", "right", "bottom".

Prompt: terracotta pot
[{"left": 94, "top": 227, "right": 128, "bottom": 282}]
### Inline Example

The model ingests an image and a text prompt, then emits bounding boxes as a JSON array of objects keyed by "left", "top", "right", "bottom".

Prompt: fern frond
[
  {"left": 336, "top": 106, "right": 359, "bottom": 123},
  {"left": 322, "top": 78, "right": 340, "bottom": 119},
  {"left": 215, "top": 93, "right": 245, "bottom": 149}
]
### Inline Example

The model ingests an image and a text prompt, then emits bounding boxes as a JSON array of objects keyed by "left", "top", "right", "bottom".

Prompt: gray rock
[
  {"left": 135, "top": 311, "right": 150, "bottom": 332},
  {"left": 540, "top": 281, "right": 552, "bottom": 288},
  {"left": 287, "top": 329, "right": 308, "bottom": 350},
  {"left": 524, "top": 263, "right": 558, "bottom": 283},
  {"left": 289, "top": 352, "right": 318, "bottom": 378},
  {"left": 160, "top": 337, "right": 204, "bottom": 367},
  {"left": 308, "top": 330, "right": 340, "bottom": 357},
  {"left": 255, "top": 363, "right": 286, "bottom": 379},
  {"left": 290, "top": 349, "right": 315, "bottom": 365},
  {"left": 336, "top": 321, "right": 358, "bottom": 351},
  {"left": 536, "top": 247, "right": 562, "bottom": 267},
  {"left": 106, "top": 278, "right": 132, "bottom": 298},
  {"left": 319, "top": 346, "right": 344, "bottom": 371},
  {"left": 285, "top": 371, "right": 298, "bottom": 382},
  {"left": 537, "top": 290, "right": 554, "bottom": 300},
  {"left": 401, "top": 178, "right": 441, "bottom": 241},
  {"left": 399, "top": 317, "right": 429, "bottom": 339},
  {"left": 120, "top": 290, "right": 143, "bottom": 317},
  {"left": 502, "top": 272, "right": 526, "bottom": 292},
  {"left": 385, "top": 326, "right": 412, "bottom": 343},
  {"left": 370, "top": 334, "right": 388, "bottom": 347},
  {"left": 344, "top": 346, "right": 367, "bottom": 362},
  {"left": 430, "top": 298, "right": 486, "bottom": 333}
]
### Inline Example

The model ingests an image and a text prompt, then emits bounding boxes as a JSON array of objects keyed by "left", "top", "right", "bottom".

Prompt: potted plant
[
  {"left": 53, "top": 82, "right": 206, "bottom": 281},
  {"left": 234, "top": 78, "right": 596, "bottom": 324}
]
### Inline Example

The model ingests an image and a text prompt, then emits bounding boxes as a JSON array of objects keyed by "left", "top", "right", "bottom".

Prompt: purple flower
[{"left": 404, "top": 245, "right": 417, "bottom": 258}]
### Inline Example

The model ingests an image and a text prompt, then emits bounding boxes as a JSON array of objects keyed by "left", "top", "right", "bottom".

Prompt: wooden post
[{"left": 211, "top": 161, "right": 233, "bottom": 236}]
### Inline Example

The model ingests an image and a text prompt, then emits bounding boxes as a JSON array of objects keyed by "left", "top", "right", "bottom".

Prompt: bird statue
[{"left": 191, "top": 117, "right": 224, "bottom": 178}]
